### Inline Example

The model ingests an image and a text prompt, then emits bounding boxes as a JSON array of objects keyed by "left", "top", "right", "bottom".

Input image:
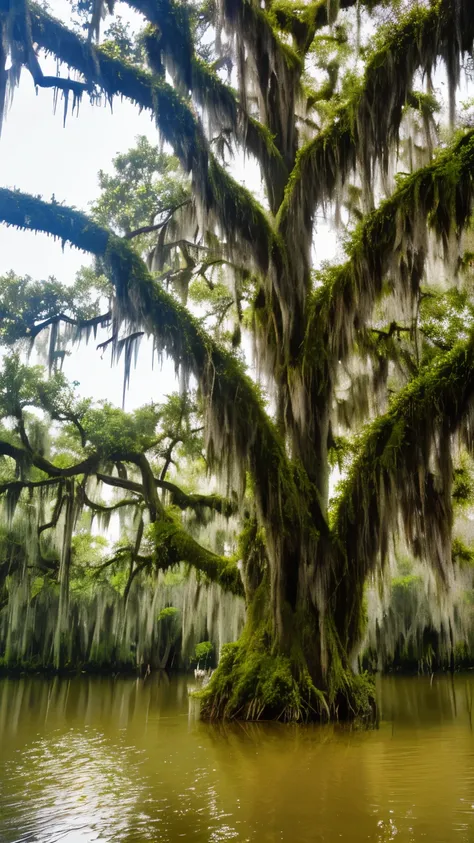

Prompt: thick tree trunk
[{"left": 200, "top": 535, "right": 375, "bottom": 722}]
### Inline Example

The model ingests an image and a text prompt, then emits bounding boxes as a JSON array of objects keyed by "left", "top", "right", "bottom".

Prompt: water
[{"left": 1, "top": 674, "right": 474, "bottom": 842}]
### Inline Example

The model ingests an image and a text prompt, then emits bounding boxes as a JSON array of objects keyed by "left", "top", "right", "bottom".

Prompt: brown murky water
[{"left": 0, "top": 673, "right": 474, "bottom": 842}]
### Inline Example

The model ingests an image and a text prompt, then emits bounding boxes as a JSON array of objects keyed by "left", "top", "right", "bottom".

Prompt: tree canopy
[{"left": 1, "top": 0, "right": 474, "bottom": 720}]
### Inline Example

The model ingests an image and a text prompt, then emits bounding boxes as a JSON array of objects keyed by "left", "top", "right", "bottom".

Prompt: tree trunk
[{"left": 200, "top": 528, "right": 375, "bottom": 722}]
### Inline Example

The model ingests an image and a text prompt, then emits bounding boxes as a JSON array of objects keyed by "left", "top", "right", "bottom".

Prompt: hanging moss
[
  {"left": 127, "top": 0, "right": 194, "bottom": 91},
  {"left": 190, "top": 56, "right": 288, "bottom": 211},
  {"left": 287, "top": 128, "right": 474, "bottom": 490},
  {"left": 8, "top": 3, "right": 277, "bottom": 278},
  {"left": 217, "top": 0, "right": 302, "bottom": 186},
  {"left": 135, "top": 0, "right": 288, "bottom": 203},
  {"left": 331, "top": 332, "right": 474, "bottom": 657},
  {"left": 0, "top": 191, "right": 321, "bottom": 636},
  {"left": 269, "top": 0, "right": 328, "bottom": 49},
  {"left": 278, "top": 0, "right": 474, "bottom": 294},
  {"left": 4, "top": 0, "right": 474, "bottom": 723}
]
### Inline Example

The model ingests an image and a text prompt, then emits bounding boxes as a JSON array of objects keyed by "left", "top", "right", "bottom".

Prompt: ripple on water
[
  {"left": 0, "top": 729, "right": 149, "bottom": 842},
  {"left": 2, "top": 675, "right": 474, "bottom": 843}
]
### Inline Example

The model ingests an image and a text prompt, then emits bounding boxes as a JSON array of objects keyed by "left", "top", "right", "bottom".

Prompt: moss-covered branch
[
  {"left": 0, "top": 436, "right": 99, "bottom": 478},
  {"left": 126, "top": 0, "right": 287, "bottom": 209},
  {"left": 153, "top": 519, "right": 244, "bottom": 596},
  {"left": 189, "top": 56, "right": 287, "bottom": 213},
  {"left": 331, "top": 332, "right": 474, "bottom": 654},
  {"left": 1, "top": 1, "right": 277, "bottom": 275},
  {"left": 1, "top": 2, "right": 303, "bottom": 357},
  {"left": 0, "top": 190, "right": 318, "bottom": 627},
  {"left": 278, "top": 0, "right": 474, "bottom": 286},
  {"left": 288, "top": 129, "right": 474, "bottom": 485},
  {"left": 155, "top": 478, "right": 237, "bottom": 517},
  {"left": 95, "top": 471, "right": 243, "bottom": 594},
  {"left": 217, "top": 0, "right": 302, "bottom": 175},
  {"left": 269, "top": 0, "right": 360, "bottom": 51},
  {"left": 98, "top": 470, "right": 236, "bottom": 516},
  {"left": 306, "top": 128, "right": 474, "bottom": 370}
]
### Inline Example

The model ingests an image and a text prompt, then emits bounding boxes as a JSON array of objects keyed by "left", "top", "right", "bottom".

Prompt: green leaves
[
  {"left": 91, "top": 135, "right": 190, "bottom": 239},
  {"left": 81, "top": 402, "right": 161, "bottom": 456}
]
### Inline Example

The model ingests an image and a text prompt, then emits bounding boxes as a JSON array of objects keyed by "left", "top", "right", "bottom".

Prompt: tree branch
[
  {"left": 38, "top": 488, "right": 65, "bottom": 534},
  {"left": 28, "top": 311, "right": 111, "bottom": 340},
  {"left": 96, "top": 472, "right": 143, "bottom": 495},
  {"left": 0, "top": 477, "right": 61, "bottom": 495},
  {"left": 155, "top": 477, "right": 237, "bottom": 516},
  {"left": 0, "top": 190, "right": 325, "bottom": 605},
  {"left": 124, "top": 199, "right": 191, "bottom": 240},
  {"left": 278, "top": 0, "right": 473, "bottom": 289},
  {"left": 154, "top": 520, "right": 244, "bottom": 596},
  {"left": 331, "top": 332, "right": 474, "bottom": 652},
  {"left": 0, "top": 437, "right": 99, "bottom": 479},
  {"left": 8, "top": 2, "right": 276, "bottom": 273},
  {"left": 81, "top": 487, "right": 142, "bottom": 513}
]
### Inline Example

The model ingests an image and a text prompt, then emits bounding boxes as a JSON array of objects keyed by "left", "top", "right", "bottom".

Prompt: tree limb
[
  {"left": 0, "top": 437, "right": 99, "bottom": 478},
  {"left": 124, "top": 199, "right": 191, "bottom": 240},
  {"left": 155, "top": 477, "right": 237, "bottom": 516},
  {"left": 331, "top": 332, "right": 474, "bottom": 651}
]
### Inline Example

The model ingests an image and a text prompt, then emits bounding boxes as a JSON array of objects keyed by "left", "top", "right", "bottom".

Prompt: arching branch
[
  {"left": 4, "top": 2, "right": 278, "bottom": 274},
  {"left": 278, "top": 0, "right": 474, "bottom": 288},
  {"left": 331, "top": 332, "right": 474, "bottom": 652},
  {"left": 80, "top": 488, "right": 142, "bottom": 514},
  {"left": 96, "top": 472, "right": 143, "bottom": 496},
  {"left": 0, "top": 436, "right": 99, "bottom": 478},
  {"left": 153, "top": 519, "right": 244, "bottom": 596},
  {"left": 289, "top": 129, "right": 474, "bottom": 484},
  {"left": 155, "top": 477, "right": 237, "bottom": 517},
  {"left": 28, "top": 311, "right": 112, "bottom": 340}
]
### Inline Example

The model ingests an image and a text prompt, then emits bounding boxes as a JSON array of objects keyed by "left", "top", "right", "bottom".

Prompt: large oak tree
[{"left": 1, "top": 0, "right": 474, "bottom": 719}]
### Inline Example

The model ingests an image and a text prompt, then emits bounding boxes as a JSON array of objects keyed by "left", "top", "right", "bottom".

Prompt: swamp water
[{"left": 0, "top": 674, "right": 474, "bottom": 842}]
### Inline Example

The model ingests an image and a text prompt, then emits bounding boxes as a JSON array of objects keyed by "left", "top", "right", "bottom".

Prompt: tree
[
  {"left": 0, "top": 352, "right": 241, "bottom": 669},
  {"left": 1, "top": 0, "right": 474, "bottom": 720}
]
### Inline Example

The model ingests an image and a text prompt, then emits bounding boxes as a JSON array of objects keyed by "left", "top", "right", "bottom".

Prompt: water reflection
[{"left": 1, "top": 674, "right": 474, "bottom": 842}]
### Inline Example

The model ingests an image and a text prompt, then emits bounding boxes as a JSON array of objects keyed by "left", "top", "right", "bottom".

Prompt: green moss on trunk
[{"left": 199, "top": 586, "right": 375, "bottom": 722}]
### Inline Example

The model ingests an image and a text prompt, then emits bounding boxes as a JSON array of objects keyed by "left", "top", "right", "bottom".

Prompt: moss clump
[
  {"left": 198, "top": 637, "right": 329, "bottom": 722},
  {"left": 199, "top": 618, "right": 375, "bottom": 722}
]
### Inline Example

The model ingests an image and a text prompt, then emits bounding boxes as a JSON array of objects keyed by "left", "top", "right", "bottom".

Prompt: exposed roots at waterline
[{"left": 198, "top": 637, "right": 375, "bottom": 723}]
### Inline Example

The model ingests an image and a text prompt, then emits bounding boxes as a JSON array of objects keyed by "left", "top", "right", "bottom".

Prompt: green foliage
[
  {"left": 158, "top": 606, "right": 179, "bottom": 621},
  {"left": 391, "top": 574, "right": 422, "bottom": 593},
  {"left": 82, "top": 402, "right": 160, "bottom": 456},
  {"left": 452, "top": 537, "right": 474, "bottom": 568},
  {"left": 92, "top": 136, "right": 190, "bottom": 238},
  {"left": 193, "top": 640, "right": 213, "bottom": 664},
  {"left": 0, "top": 271, "right": 104, "bottom": 347},
  {"left": 100, "top": 16, "right": 145, "bottom": 62}
]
